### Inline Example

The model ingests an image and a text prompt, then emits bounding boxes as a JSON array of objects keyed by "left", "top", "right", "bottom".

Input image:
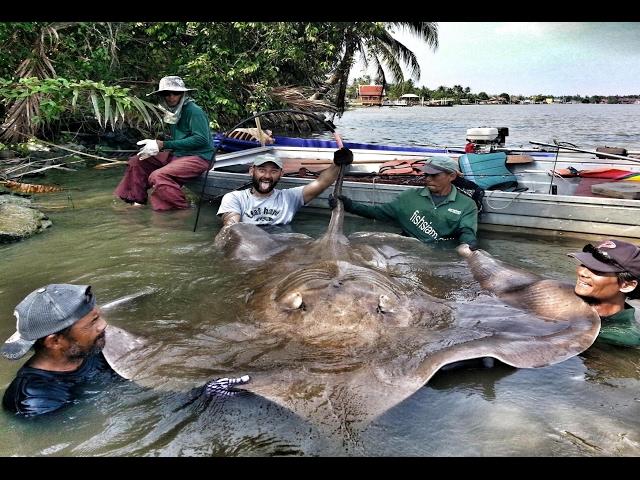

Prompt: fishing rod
[{"left": 193, "top": 109, "right": 344, "bottom": 232}]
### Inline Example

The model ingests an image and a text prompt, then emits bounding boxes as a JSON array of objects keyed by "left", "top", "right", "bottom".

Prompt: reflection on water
[{"left": 1, "top": 105, "right": 640, "bottom": 456}]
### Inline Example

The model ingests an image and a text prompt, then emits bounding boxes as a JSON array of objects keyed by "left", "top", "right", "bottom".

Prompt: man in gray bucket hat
[
  {"left": 114, "top": 75, "right": 215, "bottom": 211},
  {"left": 329, "top": 156, "right": 479, "bottom": 248},
  {"left": 567, "top": 239, "right": 640, "bottom": 347},
  {"left": 2, "top": 284, "right": 250, "bottom": 417}
]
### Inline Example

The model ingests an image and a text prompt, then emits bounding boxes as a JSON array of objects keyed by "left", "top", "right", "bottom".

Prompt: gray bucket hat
[
  {"left": 148, "top": 75, "right": 197, "bottom": 96},
  {"left": 0, "top": 284, "right": 96, "bottom": 360}
]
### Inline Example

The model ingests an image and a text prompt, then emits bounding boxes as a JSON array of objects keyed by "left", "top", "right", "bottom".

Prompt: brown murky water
[
  {"left": 0, "top": 165, "right": 638, "bottom": 457},
  {"left": 1, "top": 103, "right": 639, "bottom": 456}
]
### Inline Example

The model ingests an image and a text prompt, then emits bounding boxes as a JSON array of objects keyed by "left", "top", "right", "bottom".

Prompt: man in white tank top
[{"left": 216, "top": 149, "right": 353, "bottom": 237}]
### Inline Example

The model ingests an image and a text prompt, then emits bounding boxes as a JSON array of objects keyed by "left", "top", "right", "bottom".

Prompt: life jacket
[
  {"left": 578, "top": 168, "right": 634, "bottom": 180},
  {"left": 378, "top": 159, "right": 426, "bottom": 176}
]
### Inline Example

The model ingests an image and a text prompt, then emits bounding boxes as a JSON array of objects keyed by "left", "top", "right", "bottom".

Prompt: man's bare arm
[
  {"left": 214, "top": 212, "right": 241, "bottom": 244},
  {"left": 221, "top": 212, "right": 241, "bottom": 227},
  {"left": 302, "top": 148, "right": 353, "bottom": 204},
  {"left": 302, "top": 164, "right": 341, "bottom": 204}
]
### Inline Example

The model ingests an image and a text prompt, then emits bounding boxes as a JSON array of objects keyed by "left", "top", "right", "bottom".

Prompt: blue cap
[{"left": 1, "top": 284, "right": 95, "bottom": 360}]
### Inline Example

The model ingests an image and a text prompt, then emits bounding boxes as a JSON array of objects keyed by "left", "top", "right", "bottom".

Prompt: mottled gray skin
[
  {"left": 103, "top": 179, "right": 600, "bottom": 439},
  {"left": 202, "top": 200, "right": 600, "bottom": 437}
]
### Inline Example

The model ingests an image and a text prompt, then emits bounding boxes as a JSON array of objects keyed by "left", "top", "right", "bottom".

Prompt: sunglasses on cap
[
  {"left": 160, "top": 91, "right": 183, "bottom": 97},
  {"left": 582, "top": 243, "right": 625, "bottom": 271}
]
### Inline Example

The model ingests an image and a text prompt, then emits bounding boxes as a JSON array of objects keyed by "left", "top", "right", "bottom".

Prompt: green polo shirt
[
  {"left": 598, "top": 304, "right": 640, "bottom": 348},
  {"left": 345, "top": 186, "right": 478, "bottom": 245},
  {"left": 162, "top": 101, "right": 215, "bottom": 161}
]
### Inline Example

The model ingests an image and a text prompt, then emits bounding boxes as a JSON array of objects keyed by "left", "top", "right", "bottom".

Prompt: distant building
[
  {"left": 426, "top": 98, "right": 454, "bottom": 106},
  {"left": 399, "top": 93, "right": 420, "bottom": 106},
  {"left": 357, "top": 85, "right": 384, "bottom": 106}
]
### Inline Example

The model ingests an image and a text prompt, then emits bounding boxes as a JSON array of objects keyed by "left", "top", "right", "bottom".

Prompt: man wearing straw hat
[{"left": 114, "top": 75, "right": 215, "bottom": 211}]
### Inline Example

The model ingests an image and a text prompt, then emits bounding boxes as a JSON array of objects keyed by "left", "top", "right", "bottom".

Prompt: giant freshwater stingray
[{"left": 104, "top": 180, "right": 600, "bottom": 438}]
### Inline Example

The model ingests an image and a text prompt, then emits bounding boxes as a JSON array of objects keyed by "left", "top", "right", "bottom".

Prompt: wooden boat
[{"left": 189, "top": 143, "right": 640, "bottom": 240}]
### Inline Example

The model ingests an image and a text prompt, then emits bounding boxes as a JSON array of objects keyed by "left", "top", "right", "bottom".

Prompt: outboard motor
[
  {"left": 496, "top": 127, "right": 509, "bottom": 146},
  {"left": 466, "top": 127, "right": 509, "bottom": 151}
]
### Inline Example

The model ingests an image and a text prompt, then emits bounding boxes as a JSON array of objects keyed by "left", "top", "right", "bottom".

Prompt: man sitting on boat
[
  {"left": 330, "top": 156, "right": 478, "bottom": 248},
  {"left": 215, "top": 148, "right": 353, "bottom": 236},
  {"left": 568, "top": 239, "right": 640, "bottom": 348}
]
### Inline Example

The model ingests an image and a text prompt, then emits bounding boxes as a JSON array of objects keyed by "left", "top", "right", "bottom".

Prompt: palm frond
[
  {"left": 386, "top": 22, "right": 439, "bottom": 50},
  {"left": 269, "top": 86, "right": 337, "bottom": 113}
]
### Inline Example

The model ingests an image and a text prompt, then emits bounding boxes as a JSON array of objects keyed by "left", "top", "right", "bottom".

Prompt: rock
[
  {"left": 0, "top": 195, "right": 52, "bottom": 242},
  {"left": 0, "top": 194, "right": 31, "bottom": 207}
]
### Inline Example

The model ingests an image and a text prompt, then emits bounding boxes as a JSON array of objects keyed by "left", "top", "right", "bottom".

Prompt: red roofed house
[{"left": 357, "top": 85, "right": 384, "bottom": 106}]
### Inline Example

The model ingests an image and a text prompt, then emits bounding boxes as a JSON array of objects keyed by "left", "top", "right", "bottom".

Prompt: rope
[{"left": 484, "top": 190, "right": 525, "bottom": 210}]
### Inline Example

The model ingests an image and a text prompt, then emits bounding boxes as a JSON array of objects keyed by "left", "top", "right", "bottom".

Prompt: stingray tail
[{"left": 317, "top": 164, "right": 349, "bottom": 255}]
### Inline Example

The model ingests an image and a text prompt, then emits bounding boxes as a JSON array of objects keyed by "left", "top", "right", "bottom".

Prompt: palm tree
[{"left": 310, "top": 22, "right": 438, "bottom": 114}]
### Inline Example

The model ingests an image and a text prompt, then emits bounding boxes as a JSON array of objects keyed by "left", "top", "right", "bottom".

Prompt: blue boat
[{"left": 214, "top": 132, "right": 464, "bottom": 155}]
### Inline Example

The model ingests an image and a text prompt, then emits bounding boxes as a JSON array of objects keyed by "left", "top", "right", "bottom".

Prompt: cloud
[{"left": 494, "top": 23, "right": 546, "bottom": 36}]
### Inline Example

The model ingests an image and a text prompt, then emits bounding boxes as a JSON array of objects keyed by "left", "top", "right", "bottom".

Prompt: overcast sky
[{"left": 352, "top": 22, "right": 640, "bottom": 97}]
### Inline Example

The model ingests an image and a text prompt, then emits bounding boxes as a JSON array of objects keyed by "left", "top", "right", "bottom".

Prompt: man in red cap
[{"left": 568, "top": 239, "right": 640, "bottom": 347}]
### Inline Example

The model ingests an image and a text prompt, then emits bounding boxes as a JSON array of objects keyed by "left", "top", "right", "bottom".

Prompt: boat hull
[{"left": 190, "top": 146, "right": 640, "bottom": 240}]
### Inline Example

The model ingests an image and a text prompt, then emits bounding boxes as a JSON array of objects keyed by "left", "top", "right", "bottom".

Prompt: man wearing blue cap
[
  {"left": 1, "top": 284, "right": 117, "bottom": 416},
  {"left": 2, "top": 284, "right": 250, "bottom": 417},
  {"left": 330, "top": 156, "right": 478, "bottom": 248},
  {"left": 567, "top": 239, "right": 640, "bottom": 347}
]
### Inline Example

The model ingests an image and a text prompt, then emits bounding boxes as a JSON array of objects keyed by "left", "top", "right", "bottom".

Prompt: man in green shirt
[
  {"left": 114, "top": 76, "right": 215, "bottom": 211},
  {"left": 568, "top": 239, "right": 640, "bottom": 348},
  {"left": 331, "top": 156, "right": 478, "bottom": 248}
]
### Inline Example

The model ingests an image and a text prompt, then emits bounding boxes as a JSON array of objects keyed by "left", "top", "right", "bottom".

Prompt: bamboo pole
[
  {"left": 530, "top": 140, "right": 640, "bottom": 164},
  {"left": 253, "top": 111, "right": 266, "bottom": 147},
  {"left": 13, "top": 132, "right": 125, "bottom": 163}
]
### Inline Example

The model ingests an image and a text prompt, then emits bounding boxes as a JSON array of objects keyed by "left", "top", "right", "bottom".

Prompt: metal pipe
[{"left": 529, "top": 140, "right": 640, "bottom": 163}]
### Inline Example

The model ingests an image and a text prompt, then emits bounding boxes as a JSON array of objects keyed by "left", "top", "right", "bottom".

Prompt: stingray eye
[
  {"left": 280, "top": 291, "right": 305, "bottom": 311},
  {"left": 377, "top": 294, "right": 395, "bottom": 314}
]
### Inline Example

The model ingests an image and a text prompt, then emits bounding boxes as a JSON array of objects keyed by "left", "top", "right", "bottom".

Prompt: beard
[
  {"left": 252, "top": 175, "right": 278, "bottom": 194},
  {"left": 67, "top": 331, "right": 106, "bottom": 361}
]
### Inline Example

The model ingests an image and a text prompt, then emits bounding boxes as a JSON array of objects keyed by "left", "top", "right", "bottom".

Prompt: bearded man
[{"left": 216, "top": 148, "right": 353, "bottom": 235}]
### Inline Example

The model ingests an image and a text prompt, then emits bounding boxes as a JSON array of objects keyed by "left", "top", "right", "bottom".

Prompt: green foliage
[
  {"left": 0, "top": 76, "right": 163, "bottom": 133},
  {"left": 0, "top": 22, "right": 441, "bottom": 137}
]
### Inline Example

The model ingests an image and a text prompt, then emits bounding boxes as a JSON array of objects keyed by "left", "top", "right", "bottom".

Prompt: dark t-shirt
[{"left": 2, "top": 351, "right": 121, "bottom": 417}]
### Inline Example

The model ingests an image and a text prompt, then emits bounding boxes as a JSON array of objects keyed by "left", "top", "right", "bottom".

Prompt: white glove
[
  {"left": 204, "top": 374, "right": 251, "bottom": 397},
  {"left": 136, "top": 139, "right": 159, "bottom": 160}
]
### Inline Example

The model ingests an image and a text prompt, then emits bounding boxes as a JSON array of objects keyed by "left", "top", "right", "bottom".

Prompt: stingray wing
[{"left": 214, "top": 223, "right": 312, "bottom": 262}]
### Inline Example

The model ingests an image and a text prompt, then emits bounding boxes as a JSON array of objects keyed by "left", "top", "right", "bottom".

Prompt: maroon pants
[{"left": 114, "top": 152, "right": 210, "bottom": 211}]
